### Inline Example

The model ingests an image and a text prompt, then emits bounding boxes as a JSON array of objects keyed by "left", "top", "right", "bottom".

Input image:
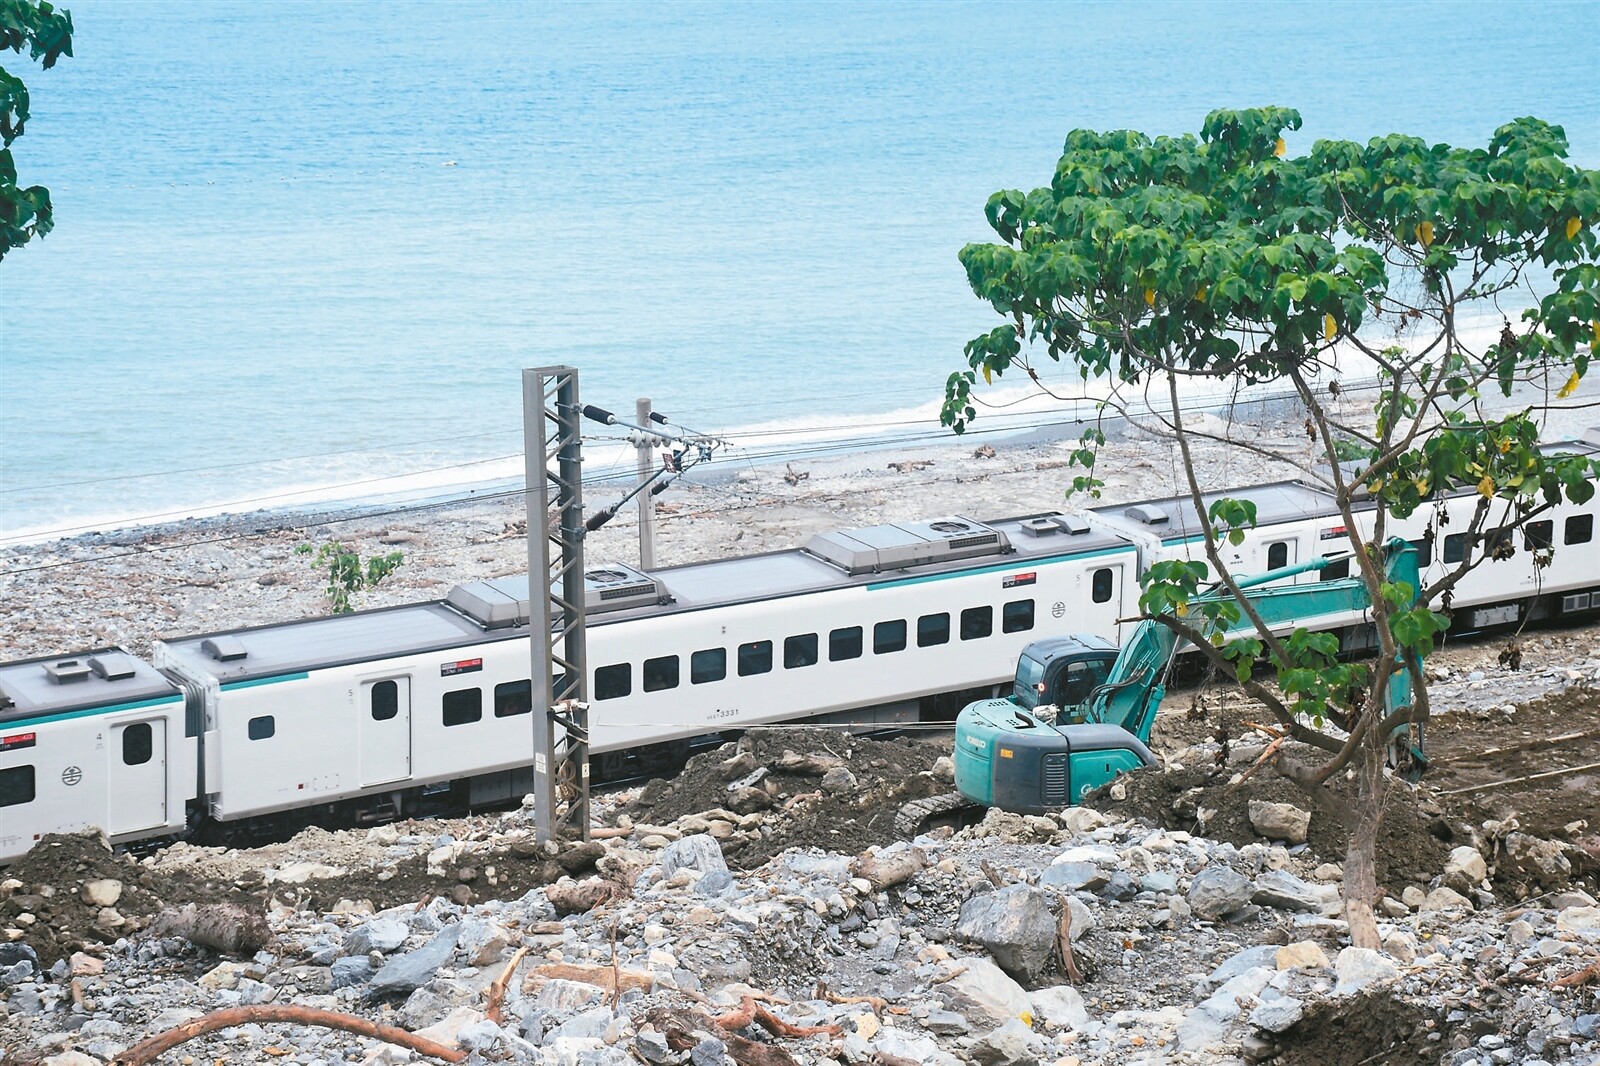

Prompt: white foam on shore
[{"left": 0, "top": 308, "right": 1564, "bottom": 548}]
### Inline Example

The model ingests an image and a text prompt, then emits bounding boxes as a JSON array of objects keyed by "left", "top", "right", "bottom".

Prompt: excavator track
[{"left": 896, "top": 791, "right": 984, "bottom": 838}]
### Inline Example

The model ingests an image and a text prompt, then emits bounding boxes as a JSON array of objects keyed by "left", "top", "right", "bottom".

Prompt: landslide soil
[{"left": 624, "top": 728, "right": 946, "bottom": 869}]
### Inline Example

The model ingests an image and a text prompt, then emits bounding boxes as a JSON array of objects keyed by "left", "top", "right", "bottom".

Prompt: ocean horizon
[{"left": 3, "top": 0, "right": 1598, "bottom": 540}]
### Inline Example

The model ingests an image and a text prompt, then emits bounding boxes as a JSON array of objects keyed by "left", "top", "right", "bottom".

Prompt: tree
[
  {"left": 1, "top": 0, "right": 72, "bottom": 260},
  {"left": 296, "top": 542, "right": 405, "bottom": 615},
  {"left": 945, "top": 107, "right": 1600, "bottom": 948}
]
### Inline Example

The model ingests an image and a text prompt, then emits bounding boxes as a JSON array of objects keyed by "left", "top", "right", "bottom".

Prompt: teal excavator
[{"left": 898, "top": 539, "right": 1424, "bottom": 833}]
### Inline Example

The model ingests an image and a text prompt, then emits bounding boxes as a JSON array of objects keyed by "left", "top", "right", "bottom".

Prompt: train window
[
  {"left": 1091, "top": 568, "right": 1114, "bottom": 603},
  {"left": 874, "top": 619, "right": 907, "bottom": 654},
  {"left": 784, "top": 634, "right": 819, "bottom": 669},
  {"left": 829, "top": 626, "right": 863, "bottom": 661},
  {"left": 0, "top": 765, "right": 34, "bottom": 808},
  {"left": 442, "top": 688, "right": 483, "bottom": 726},
  {"left": 594, "top": 663, "right": 632, "bottom": 700},
  {"left": 1320, "top": 556, "right": 1351, "bottom": 580},
  {"left": 1408, "top": 538, "right": 1433, "bottom": 568},
  {"left": 1267, "top": 542, "right": 1289, "bottom": 570},
  {"left": 917, "top": 613, "right": 950, "bottom": 647},
  {"left": 494, "top": 679, "right": 532, "bottom": 717},
  {"left": 960, "top": 606, "right": 993, "bottom": 640},
  {"left": 1003, "top": 599, "right": 1035, "bottom": 633},
  {"left": 122, "top": 722, "right": 153, "bottom": 766},
  {"left": 371, "top": 679, "right": 399, "bottom": 721},
  {"left": 1566, "top": 514, "right": 1593, "bottom": 545},
  {"left": 1443, "top": 533, "right": 1467, "bottom": 564},
  {"left": 643, "top": 655, "right": 680, "bottom": 692},
  {"left": 1525, "top": 520, "right": 1554, "bottom": 552},
  {"left": 691, "top": 649, "right": 726, "bottom": 684},
  {"left": 247, "top": 715, "right": 275, "bottom": 741},
  {"left": 738, "top": 641, "right": 773, "bottom": 676}
]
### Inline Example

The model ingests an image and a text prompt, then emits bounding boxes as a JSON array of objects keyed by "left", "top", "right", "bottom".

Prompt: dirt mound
[
  {"left": 1, "top": 832, "right": 237, "bottom": 966},
  {"left": 624, "top": 728, "right": 947, "bottom": 869},
  {"left": 1273, "top": 989, "right": 1447, "bottom": 1065},
  {"left": 1084, "top": 764, "right": 1452, "bottom": 891}
]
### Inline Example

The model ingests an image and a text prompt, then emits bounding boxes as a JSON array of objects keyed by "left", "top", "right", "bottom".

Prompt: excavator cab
[{"left": 1012, "top": 635, "right": 1119, "bottom": 715}]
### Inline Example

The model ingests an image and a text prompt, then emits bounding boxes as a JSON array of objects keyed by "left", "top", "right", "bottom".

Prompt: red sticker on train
[
  {"left": 0, "top": 732, "right": 37, "bottom": 752},
  {"left": 441, "top": 658, "right": 483, "bottom": 677},
  {"left": 1003, "top": 572, "right": 1037, "bottom": 588}
]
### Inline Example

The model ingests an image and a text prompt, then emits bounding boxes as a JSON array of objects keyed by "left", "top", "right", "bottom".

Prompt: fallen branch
[
  {"left": 527, "top": 961, "right": 653, "bottom": 995},
  {"left": 713, "top": 995, "right": 842, "bottom": 1038},
  {"left": 111, "top": 1005, "right": 467, "bottom": 1066},
  {"left": 1055, "top": 895, "right": 1083, "bottom": 984},
  {"left": 816, "top": 983, "right": 888, "bottom": 1015},
  {"left": 590, "top": 826, "right": 632, "bottom": 839},
  {"left": 783, "top": 791, "right": 822, "bottom": 812},
  {"left": 485, "top": 946, "right": 530, "bottom": 1024},
  {"left": 1223, "top": 736, "right": 1287, "bottom": 794},
  {"left": 1553, "top": 959, "right": 1600, "bottom": 988},
  {"left": 979, "top": 860, "right": 1007, "bottom": 889}
]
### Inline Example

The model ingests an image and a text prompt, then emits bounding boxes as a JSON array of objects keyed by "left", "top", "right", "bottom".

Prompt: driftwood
[
  {"left": 714, "top": 995, "right": 842, "bottom": 1038},
  {"left": 526, "top": 961, "right": 653, "bottom": 995},
  {"left": 816, "top": 982, "right": 887, "bottom": 1014},
  {"left": 1055, "top": 895, "right": 1083, "bottom": 984},
  {"left": 146, "top": 903, "right": 271, "bottom": 956},
  {"left": 850, "top": 847, "right": 926, "bottom": 892},
  {"left": 978, "top": 859, "right": 1007, "bottom": 889},
  {"left": 484, "top": 946, "right": 529, "bottom": 1024},
  {"left": 545, "top": 877, "right": 625, "bottom": 916},
  {"left": 782, "top": 790, "right": 822, "bottom": 812},
  {"left": 1553, "top": 959, "right": 1600, "bottom": 988},
  {"left": 110, "top": 1005, "right": 467, "bottom": 1065}
]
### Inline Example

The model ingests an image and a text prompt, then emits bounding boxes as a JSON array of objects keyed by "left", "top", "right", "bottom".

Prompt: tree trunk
[{"left": 1342, "top": 739, "right": 1388, "bottom": 950}]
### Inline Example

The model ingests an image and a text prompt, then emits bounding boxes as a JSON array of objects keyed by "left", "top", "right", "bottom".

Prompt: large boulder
[
  {"left": 659, "top": 834, "right": 727, "bottom": 879},
  {"left": 1501, "top": 833, "right": 1571, "bottom": 888},
  {"left": 1442, "top": 846, "right": 1488, "bottom": 894},
  {"left": 1251, "top": 870, "right": 1327, "bottom": 913},
  {"left": 370, "top": 924, "right": 462, "bottom": 996},
  {"left": 1247, "top": 801, "right": 1311, "bottom": 845},
  {"left": 933, "top": 956, "right": 1032, "bottom": 1028},
  {"left": 1333, "top": 947, "right": 1398, "bottom": 996},
  {"left": 1188, "top": 865, "right": 1253, "bottom": 921},
  {"left": 955, "top": 885, "right": 1059, "bottom": 983},
  {"left": 343, "top": 916, "right": 408, "bottom": 956}
]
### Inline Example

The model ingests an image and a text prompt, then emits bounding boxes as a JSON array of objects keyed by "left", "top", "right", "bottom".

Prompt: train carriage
[{"left": 0, "top": 651, "right": 194, "bottom": 861}]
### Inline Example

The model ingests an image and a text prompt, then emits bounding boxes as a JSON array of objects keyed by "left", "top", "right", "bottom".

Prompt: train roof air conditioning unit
[
  {"left": 448, "top": 564, "right": 669, "bottom": 628},
  {"left": 804, "top": 515, "right": 1012, "bottom": 575},
  {"left": 1124, "top": 504, "right": 1170, "bottom": 526}
]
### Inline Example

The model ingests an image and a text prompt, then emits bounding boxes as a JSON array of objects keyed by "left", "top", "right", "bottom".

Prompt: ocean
[{"left": 2, "top": 0, "right": 1597, "bottom": 541}]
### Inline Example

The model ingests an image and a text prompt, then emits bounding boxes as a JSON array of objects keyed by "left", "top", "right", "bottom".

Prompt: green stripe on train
[
  {"left": 0, "top": 693, "right": 184, "bottom": 731},
  {"left": 865, "top": 546, "right": 1138, "bottom": 592},
  {"left": 220, "top": 672, "right": 310, "bottom": 691}
]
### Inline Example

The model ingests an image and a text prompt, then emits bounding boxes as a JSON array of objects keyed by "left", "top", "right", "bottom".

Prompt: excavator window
[{"left": 1054, "top": 658, "right": 1113, "bottom": 708}]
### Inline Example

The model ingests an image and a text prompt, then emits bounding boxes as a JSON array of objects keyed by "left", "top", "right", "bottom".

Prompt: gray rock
[
  {"left": 1443, "top": 846, "right": 1488, "bottom": 894},
  {"left": 954, "top": 884, "right": 1058, "bottom": 983},
  {"left": 1252, "top": 870, "right": 1324, "bottom": 912},
  {"left": 1421, "top": 886, "right": 1474, "bottom": 912},
  {"left": 1102, "top": 871, "right": 1139, "bottom": 902},
  {"left": 820, "top": 766, "right": 857, "bottom": 793},
  {"left": 696, "top": 869, "right": 734, "bottom": 896},
  {"left": 1333, "top": 947, "right": 1398, "bottom": 996},
  {"left": 1188, "top": 865, "right": 1253, "bottom": 921},
  {"left": 690, "top": 1036, "right": 729, "bottom": 1065},
  {"left": 81, "top": 879, "right": 124, "bottom": 908},
  {"left": 369, "top": 923, "right": 462, "bottom": 996},
  {"left": 330, "top": 956, "right": 375, "bottom": 989},
  {"left": 548, "top": 1006, "right": 615, "bottom": 1042},
  {"left": 969, "top": 1019, "right": 1046, "bottom": 1065},
  {"left": 1040, "top": 862, "right": 1106, "bottom": 892},
  {"left": 660, "top": 834, "right": 728, "bottom": 879},
  {"left": 635, "top": 1030, "right": 672, "bottom": 1064},
  {"left": 1140, "top": 871, "right": 1178, "bottom": 894},
  {"left": 344, "top": 916, "right": 409, "bottom": 956},
  {"left": 1249, "top": 996, "right": 1304, "bottom": 1034},
  {"left": 1248, "top": 801, "right": 1310, "bottom": 844},
  {"left": 934, "top": 956, "right": 1031, "bottom": 1028},
  {"left": 1572, "top": 1014, "right": 1599, "bottom": 1039},
  {"left": 922, "top": 1008, "right": 969, "bottom": 1034},
  {"left": 1203, "top": 944, "right": 1279, "bottom": 989},
  {"left": 1502, "top": 833, "right": 1572, "bottom": 887},
  {"left": 1027, "top": 984, "right": 1090, "bottom": 1030},
  {"left": 534, "top": 978, "right": 605, "bottom": 1013}
]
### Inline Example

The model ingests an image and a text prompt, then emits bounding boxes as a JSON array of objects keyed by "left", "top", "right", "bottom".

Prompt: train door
[
  {"left": 1265, "top": 537, "right": 1298, "bottom": 576},
  {"left": 1088, "top": 561, "right": 1129, "bottom": 642},
  {"left": 108, "top": 719, "right": 167, "bottom": 835},
  {"left": 360, "top": 677, "right": 412, "bottom": 786}
]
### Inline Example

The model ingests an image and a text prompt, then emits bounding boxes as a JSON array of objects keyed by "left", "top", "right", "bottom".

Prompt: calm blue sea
[{"left": 2, "top": 0, "right": 1597, "bottom": 539}]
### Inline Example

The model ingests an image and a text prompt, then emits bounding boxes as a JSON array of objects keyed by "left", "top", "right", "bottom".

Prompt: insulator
[
  {"left": 581, "top": 404, "right": 616, "bottom": 425},
  {"left": 585, "top": 508, "right": 616, "bottom": 532}
]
